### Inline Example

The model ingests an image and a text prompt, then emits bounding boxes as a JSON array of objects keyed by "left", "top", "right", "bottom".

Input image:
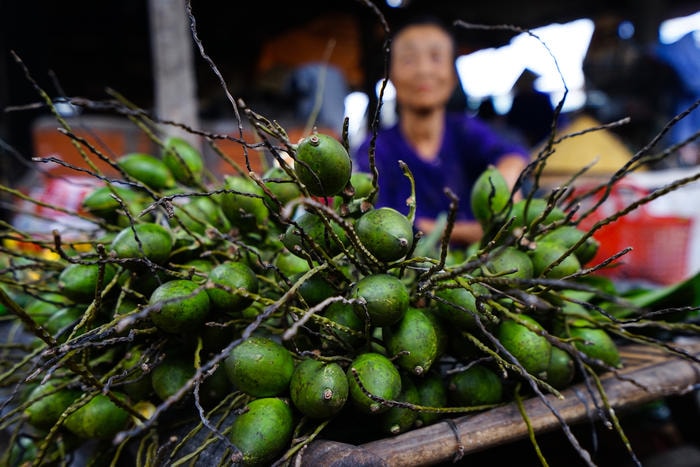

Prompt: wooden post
[{"left": 147, "top": 0, "right": 200, "bottom": 149}]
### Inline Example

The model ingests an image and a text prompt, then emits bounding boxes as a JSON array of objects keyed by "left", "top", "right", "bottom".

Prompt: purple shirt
[{"left": 354, "top": 113, "right": 529, "bottom": 220}]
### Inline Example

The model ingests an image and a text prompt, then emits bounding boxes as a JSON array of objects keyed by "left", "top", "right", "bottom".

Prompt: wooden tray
[{"left": 296, "top": 338, "right": 700, "bottom": 466}]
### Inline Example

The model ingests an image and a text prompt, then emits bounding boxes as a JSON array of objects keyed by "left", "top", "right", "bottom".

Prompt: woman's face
[{"left": 390, "top": 24, "right": 457, "bottom": 113}]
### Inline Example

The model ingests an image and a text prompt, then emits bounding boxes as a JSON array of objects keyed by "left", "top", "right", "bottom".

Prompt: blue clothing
[
  {"left": 353, "top": 113, "right": 529, "bottom": 221},
  {"left": 656, "top": 33, "right": 700, "bottom": 151}
]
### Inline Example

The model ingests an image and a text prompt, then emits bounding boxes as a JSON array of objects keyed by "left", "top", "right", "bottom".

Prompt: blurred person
[
  {"left": 285, "top": 62, "right": 349, "bottom": 136},
  {"left": 506, "top": 69, "right": 556, "bottom": 148},
  {"left": 656, "top": 31, "right": 700, "bottom": 167},
  {"left": 353, "top": 15, "right": 529, "bottom": 245},
  {"left": 582, "top": 13, "right": 682, "bottom": 161}
]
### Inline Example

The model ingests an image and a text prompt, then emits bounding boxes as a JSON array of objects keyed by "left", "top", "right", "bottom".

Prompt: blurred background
[
  {"left": 2, "top": 0, "right": 699, "bottom": 162},
  {"left": 1, "top": 0, "right": 699, "bottom": 234}
]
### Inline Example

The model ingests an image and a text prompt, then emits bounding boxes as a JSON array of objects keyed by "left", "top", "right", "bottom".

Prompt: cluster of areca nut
[{"left": 2, "top": 127, "right": 639, "bottom": 466}]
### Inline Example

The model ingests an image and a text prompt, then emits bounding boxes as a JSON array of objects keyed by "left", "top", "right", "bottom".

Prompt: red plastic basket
[{"left": 575, "top": 183, "right": 693, "bottom": 285}]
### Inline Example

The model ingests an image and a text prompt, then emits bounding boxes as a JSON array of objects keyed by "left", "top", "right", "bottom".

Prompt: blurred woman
[{"left": 354, "top": 16, "right": 529, "bottom": 245}]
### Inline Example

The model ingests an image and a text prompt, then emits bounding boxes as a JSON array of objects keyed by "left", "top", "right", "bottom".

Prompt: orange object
[
  {"left": 575, "top": 183, "right": 693, "bottom": 285},
  {"left": 32, "top": 115, "right": 154, "bottom": 177},
  {"left": 255, "top": 12, "right": 363, "bottom": 89}
]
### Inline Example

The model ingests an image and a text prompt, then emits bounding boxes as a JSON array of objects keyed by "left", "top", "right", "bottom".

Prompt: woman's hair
[{"left": 390, "top": 14, "right": 457, "bottom": 58}]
